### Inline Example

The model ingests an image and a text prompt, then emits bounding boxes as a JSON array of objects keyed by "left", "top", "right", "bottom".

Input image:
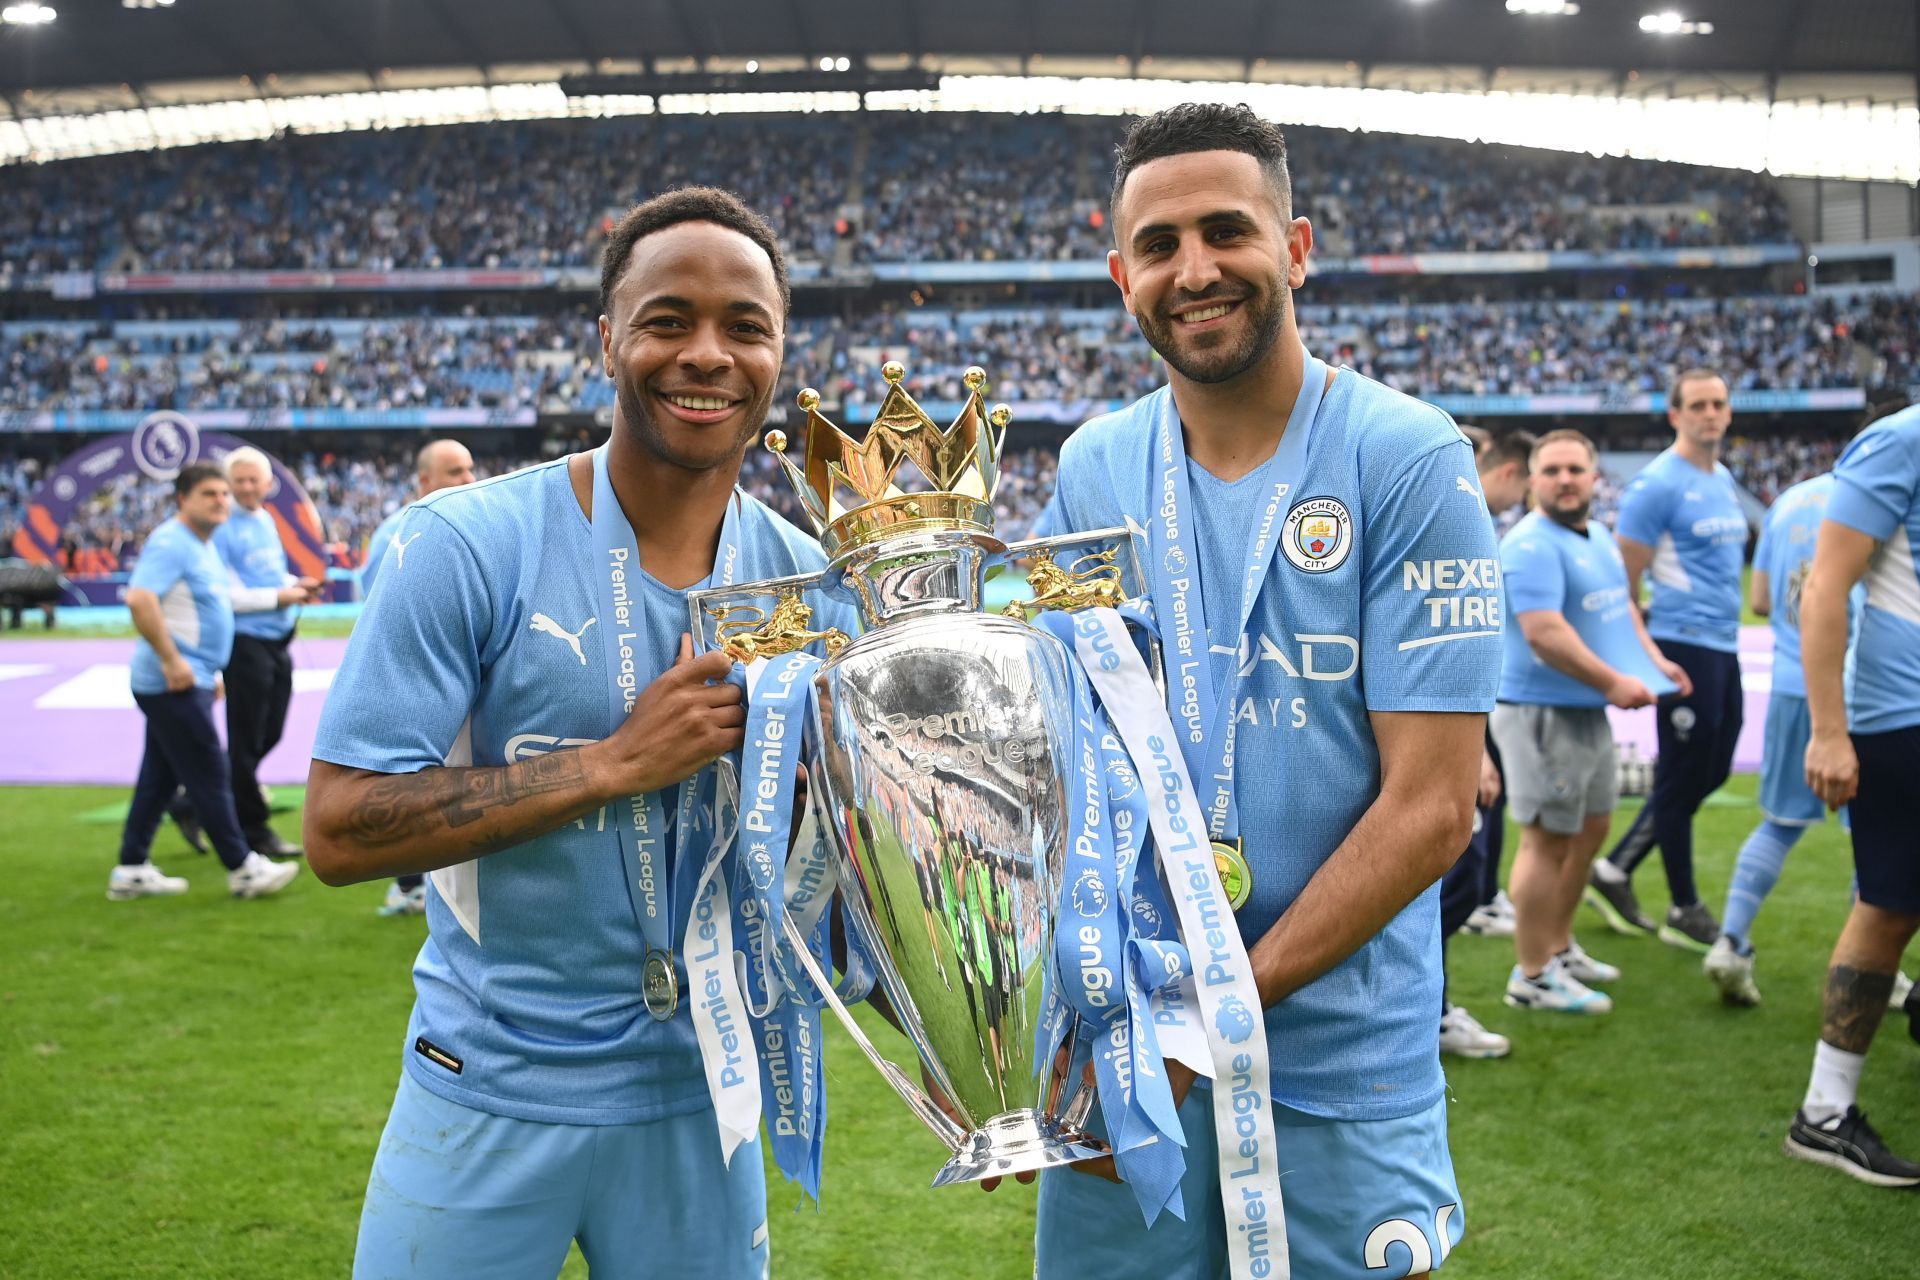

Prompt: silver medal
[{"left": 643, "top": 948, "right": 678, "bottom": 1022}]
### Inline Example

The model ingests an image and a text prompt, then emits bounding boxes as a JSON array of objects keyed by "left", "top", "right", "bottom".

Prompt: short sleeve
[
  {"left": 1614, "top": 469, "right": 1673, "bottom": 548},
  {"left": 1501, "top": 529, "right": 1567, "bottom": 617},
  {"left": 128, "top": 532, "right": 186, "bottom": 596},
  {"left": 1826, "top": 425, "right": 1918, "bottom": 543},
  {"left": 1360, "top": 437, "right": 1503, "bottom": 713},
  {"left": 312, "top": 506, "right": 494, "bottom": 774}
]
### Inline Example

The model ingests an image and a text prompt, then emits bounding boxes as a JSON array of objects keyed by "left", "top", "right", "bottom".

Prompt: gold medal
[{"left": 1212, "top": 839, "right": 1252, "bottom": 911}]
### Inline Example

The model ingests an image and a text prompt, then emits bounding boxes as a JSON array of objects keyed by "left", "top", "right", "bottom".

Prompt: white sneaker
[
  {"left": 378, "top": 883, "right": 428, "bottom": 917},
  {"left": 1558, "top": 938, "right": 1621, "bottom": 984},
  {"left": 107, "top": 862, "right": 188, "bottom": 900},
  {"left": 1891, "top": 971, "right": 1914, "bottom": 1010},
  {"left": 1504, "top": 956, "right": 1613, "bottom": 1015},
  {"left": 228, "top": 850, "right": 299, "bottom": 899},
  {"left": 1463, "top": 896, "right": 1516, "bottom": 939},
  {"left": 1440, "top": 1004, "right": 1511, "bottom": 1059},
  {"left": 1704, "top": 936, "right": 1762, "bottom": 1007}
]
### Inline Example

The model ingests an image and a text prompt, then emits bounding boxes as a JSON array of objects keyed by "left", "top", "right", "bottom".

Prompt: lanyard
[{"left": 1146, "top": 355, "right": 1328, "bottom": 842}]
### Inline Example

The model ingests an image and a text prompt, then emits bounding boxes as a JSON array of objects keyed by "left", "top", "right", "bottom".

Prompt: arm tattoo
[
  {"left": 1821, "top": 964, "right": 1896, "bottom": 1054},
  {"left": 341, "top": 750, "right": 590, "bottom": 855}
]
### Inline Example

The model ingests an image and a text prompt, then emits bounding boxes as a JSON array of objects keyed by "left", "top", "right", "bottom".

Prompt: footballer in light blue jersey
[
  {"left": 129, "top": 515, "right": 234, "bottom": 694},
  {"left": 1035, "top": 103, "right": 1498, "bottom": 1280},
  {"left": 1615, "top": 447, "right": 1749, "bottom": 655},
  {"left": 1600, "top": 371, "right": 1749, "bottom": 938},
  {"left": 307, "top": 193, "right": 851, "bottom": 1278},
  {"left": 216, "top": 504, "right": 299, "bottom": 641},
  {"left": 1786, "top": 405, "right": 1920, "bottom": 1186},
  {"left": 1498, "top": 511, "right": 1671, "bottom": 708},
  {"left": 1752, "top": 474, "right": 1835, "bottom": 701}
]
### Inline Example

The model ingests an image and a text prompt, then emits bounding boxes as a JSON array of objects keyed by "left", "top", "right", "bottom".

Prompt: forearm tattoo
[
  {"left": 342, "top": 749, "right": 589, "bottom": 855},
  {"left": 1821, "top": 964, "right": 1896, "bottom": 1054}
]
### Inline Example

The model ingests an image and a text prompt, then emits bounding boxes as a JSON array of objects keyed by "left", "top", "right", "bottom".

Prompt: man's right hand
[
  {"left": 1606, "top": 675, "right": 1655, "bottom": 709},
  {"left": 162, "top": 655, "right": 195, "bottom": 692},
  {"left": 586, "top": 636, "right": 744, "bottom": 798}
]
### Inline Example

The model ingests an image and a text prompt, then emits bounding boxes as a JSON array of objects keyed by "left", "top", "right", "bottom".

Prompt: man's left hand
[{"left": 1064, "top": 1057, "right": 1197, "bottom": 1184}]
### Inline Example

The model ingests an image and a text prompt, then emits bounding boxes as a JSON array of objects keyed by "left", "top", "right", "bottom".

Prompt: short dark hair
[
  {"left": 1480, "top": 428, "right": 1538, "bottom": 475},
  {"left": 174, "top": 461, "right": 226, "bottom": 500},
  {"left": 1669, "top": 367, "right": 1726, "bottom": 410},
  {"left": 1459, "top": 423, "right": 1490, "bottom": 456},
  {"left": 1111, "top": 103, "right": 1292, "bottom": 225},
  {"left": 1530, "top": 428, "right": 1597, "bottom": 465},
  {"left": 598, "top": 186, "right": 789, "bottom": 318}
]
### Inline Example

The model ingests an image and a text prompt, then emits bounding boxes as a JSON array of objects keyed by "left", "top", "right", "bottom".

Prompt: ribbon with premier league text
[
  {"left": 1072, "top": 604, "right": 1291, "bottom": 1280},
  {"left": 1032, "top": 609, "right": 1190, "bottom": 1226}
]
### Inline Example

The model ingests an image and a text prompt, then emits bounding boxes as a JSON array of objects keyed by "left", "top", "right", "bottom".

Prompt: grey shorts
[{"left": 1489, "top": 702, "right": 1619, "bottom": 836}]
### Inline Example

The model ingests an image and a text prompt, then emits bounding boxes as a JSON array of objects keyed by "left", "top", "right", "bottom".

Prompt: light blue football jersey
[
  {"left": 1498, "top": 512, "right": 1672, "bottom": 708},
  {"left": 1752, "top": 473, "right": 1834, "bottom": 700},
  {"left": 215, "top": 504, "right": 296, "bottom": 640},
  {"left": 1615, "top": 447, "right": 1749, "bottom": 654},
  {"left": 313, "top": 458, "right": 851, "bottom": 1125},
  {"left": 1826, "top": 407, "right": 1920, "bottom": 735},
  {"left": 358, "top": 504, "right": 411, "bottom": 597},
  {"left": 128, "top": 517, "right": 234, "bottom": 694},
  {"left": 1048, "top": 368, "right": 1502, "bottom": 1121}
]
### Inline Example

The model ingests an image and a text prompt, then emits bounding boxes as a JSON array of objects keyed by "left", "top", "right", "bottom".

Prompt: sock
[
  {"left": 1591, "top": 859, "right": 1626, "bottom": 886},
  {"left": 1801, "top": 1040, "right": 1865, "bottom": 1124},
  {"left": 1721, "top": 820, "right": 1804, "bottom": 953}
]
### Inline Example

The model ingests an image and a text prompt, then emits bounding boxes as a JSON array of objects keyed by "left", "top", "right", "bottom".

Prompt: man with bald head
[{"left": 360, "top": 439, "right": 476, "bottom": 597}]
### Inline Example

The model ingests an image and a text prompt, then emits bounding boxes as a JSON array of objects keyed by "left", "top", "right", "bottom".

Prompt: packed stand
[{"left": 1, "top": 116, "right": 1794, "bottom": 280}]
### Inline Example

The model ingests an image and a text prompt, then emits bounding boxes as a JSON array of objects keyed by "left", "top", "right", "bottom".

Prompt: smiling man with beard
[
  {"left": 303, "top": 188, "right": 851, "bottom": 1278},
  {"left": 1031, "top": 103, "right": 1502, "bottom": 1280}
]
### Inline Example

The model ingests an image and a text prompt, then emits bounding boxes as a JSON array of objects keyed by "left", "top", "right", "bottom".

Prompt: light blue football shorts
[
  {"left": 352, "top": 1072, "right": 769, "bottom": 1280},
  {"left": 1036, "top": 1085, "right": 1462, "bottom": 1279},
  {"left": 1759, "top": 691, "right": 1827, "bottom": 826}
]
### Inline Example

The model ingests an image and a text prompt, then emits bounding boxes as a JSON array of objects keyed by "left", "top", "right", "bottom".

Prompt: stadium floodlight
[
  {"left": 1639, "top": 12, "right": 1713, "bottom": 35},
  {"left": 1505, "top": 0, "right": 1580, "bottom": 14},
  {"left": 746, "top": 60, "right": 759, "bottom": 73},
  {"left": 1, "top": 3, "right": 56, "bottom": 23}
]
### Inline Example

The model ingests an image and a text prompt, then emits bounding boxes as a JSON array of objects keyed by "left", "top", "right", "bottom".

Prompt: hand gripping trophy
[{"left": 689, "top": 361, "right": 1150, "bottom": 1187}]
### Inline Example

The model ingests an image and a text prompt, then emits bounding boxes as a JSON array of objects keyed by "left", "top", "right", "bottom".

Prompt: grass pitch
[{"left": 1, "top": 779, "right": 1914, "bottom": 1279}]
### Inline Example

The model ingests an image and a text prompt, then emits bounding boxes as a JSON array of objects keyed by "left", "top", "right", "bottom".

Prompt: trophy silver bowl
[{"left": 688, "top": 363, "right": 1144, "bottom": 1185}]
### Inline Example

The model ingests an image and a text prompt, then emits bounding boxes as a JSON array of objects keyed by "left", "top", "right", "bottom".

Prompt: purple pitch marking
[
  {"left": 4, "top": 626, "right": 1781, "bottom": 787},
  {"left": 3, "top": 637, "right": 347, "bottom": 786}
]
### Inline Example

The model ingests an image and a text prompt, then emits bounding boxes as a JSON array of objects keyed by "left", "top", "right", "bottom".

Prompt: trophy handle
[{"left": 779, "top": 913, "right": 969, "bottom": 1153}]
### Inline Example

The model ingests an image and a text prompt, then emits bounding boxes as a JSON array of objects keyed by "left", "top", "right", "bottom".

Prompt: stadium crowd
[
  {"left": 1, "top": 115, "right": 1793, "bottom": 280},
  {"left": 6, "top": 291, "right": 1917, "bottom": 419}
]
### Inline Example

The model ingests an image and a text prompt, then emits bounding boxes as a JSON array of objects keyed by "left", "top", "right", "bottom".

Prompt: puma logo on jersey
[
  {"left": 529, "top": 612, "right": 597, "bottom": 665},
  {"left": 390, "top": 531, "right": 422, "bottom": 569},
  {"left": 1456, "top": 475, "right": 1476, "bottom": 494}
]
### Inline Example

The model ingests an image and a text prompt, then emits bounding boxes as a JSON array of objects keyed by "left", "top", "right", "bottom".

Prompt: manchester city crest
[{"left": 1282, "top": 496, "right": 1354, "bottom": 573}]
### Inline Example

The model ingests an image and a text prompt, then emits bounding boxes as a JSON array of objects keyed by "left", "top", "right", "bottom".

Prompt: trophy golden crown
[{"left": 766, "top": 362, "right": 1012, "bottom": 559}]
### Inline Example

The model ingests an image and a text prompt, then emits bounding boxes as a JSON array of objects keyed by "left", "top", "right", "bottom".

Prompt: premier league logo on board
[
  {"left": 1214, "top": 994, "right": 1257, "bottom": 1044},
  {"left": 1071, "top": 869, "right": 1109, "bottom": 918},
  {"left": 1281, "top": 496, "right": 1354, "bottom": 573},
  {"left": 132, "top": 411, "right": 201, "bottom": 481}
]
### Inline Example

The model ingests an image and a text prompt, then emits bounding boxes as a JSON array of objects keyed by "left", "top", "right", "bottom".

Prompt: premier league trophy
[{"left": 690, "top": 362, "right": 1144, "bottom": 1186}]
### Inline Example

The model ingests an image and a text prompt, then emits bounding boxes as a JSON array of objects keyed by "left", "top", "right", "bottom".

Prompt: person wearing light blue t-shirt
[
  {"left": 164, "top": 447, "right": 320, "bottom": 860},
  {"left": 1491, "top": 431, "right": 1686, "bottom": 1019},
  {"left": 110, "top": 462, "right": 299, "bottom": 904},
  {"left": 1592, "top": 369, "right": 1752, "bottom": 953},
  {"left": 1785, "top": 403, "right": 1920, "bottom": 1187},
  {"left": 1704, "top": 471, "right": 1843, "bottom": 1006},
  {"left": 305, "top": 191, "right": 853, "bottom": 1278},
  {"left": 1033, "top": 104, "right": 1499, "bottom": 1280},
  {"left": 356, "top": 437, "right": 476, "bottom": 917}
]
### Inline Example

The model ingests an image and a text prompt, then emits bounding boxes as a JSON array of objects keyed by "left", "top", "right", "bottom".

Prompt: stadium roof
[{"left": 3, "top": 0, "right": 1914, "bottom": 103}]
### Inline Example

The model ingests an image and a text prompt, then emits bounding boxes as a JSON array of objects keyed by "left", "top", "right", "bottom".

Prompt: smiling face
[
  {"left": 1108, "top": 149, "right": 1309, "bottom": 387},
  {"left": 598, "top": 220, "right": 785, "bottom": 473},
  {"left": 225, "top": 456, "right": 270, "bottom": 511},
  {"left": 1530, "top": 440, "right": 1597, "bottom": 529}
]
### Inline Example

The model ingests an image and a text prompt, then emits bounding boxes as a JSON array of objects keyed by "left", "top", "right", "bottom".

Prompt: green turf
[{"left": 2, "top": 780, "right": 1913, "bottom": 1279}]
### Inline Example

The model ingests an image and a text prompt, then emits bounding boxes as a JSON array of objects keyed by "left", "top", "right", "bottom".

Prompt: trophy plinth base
[{"left": 930, "top": 1110, "right": 1110, "bottom": 1188}]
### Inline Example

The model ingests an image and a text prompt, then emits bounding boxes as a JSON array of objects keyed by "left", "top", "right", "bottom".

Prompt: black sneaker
[
  {"left": 1659, "top": 902, "right": 1720, "bottom": 954},
  {"left": 249, "top": 830, "right": 304, "bottom": 859},
  {"left": 1584, "top": 869, "right": 1656, "bottom": 935},
  {"left": 1785, "top": 1107, "right": 1920, "bottom": 1188},
  {"left": 169, "top": 808, "right": 208, "bottom": 856}
]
